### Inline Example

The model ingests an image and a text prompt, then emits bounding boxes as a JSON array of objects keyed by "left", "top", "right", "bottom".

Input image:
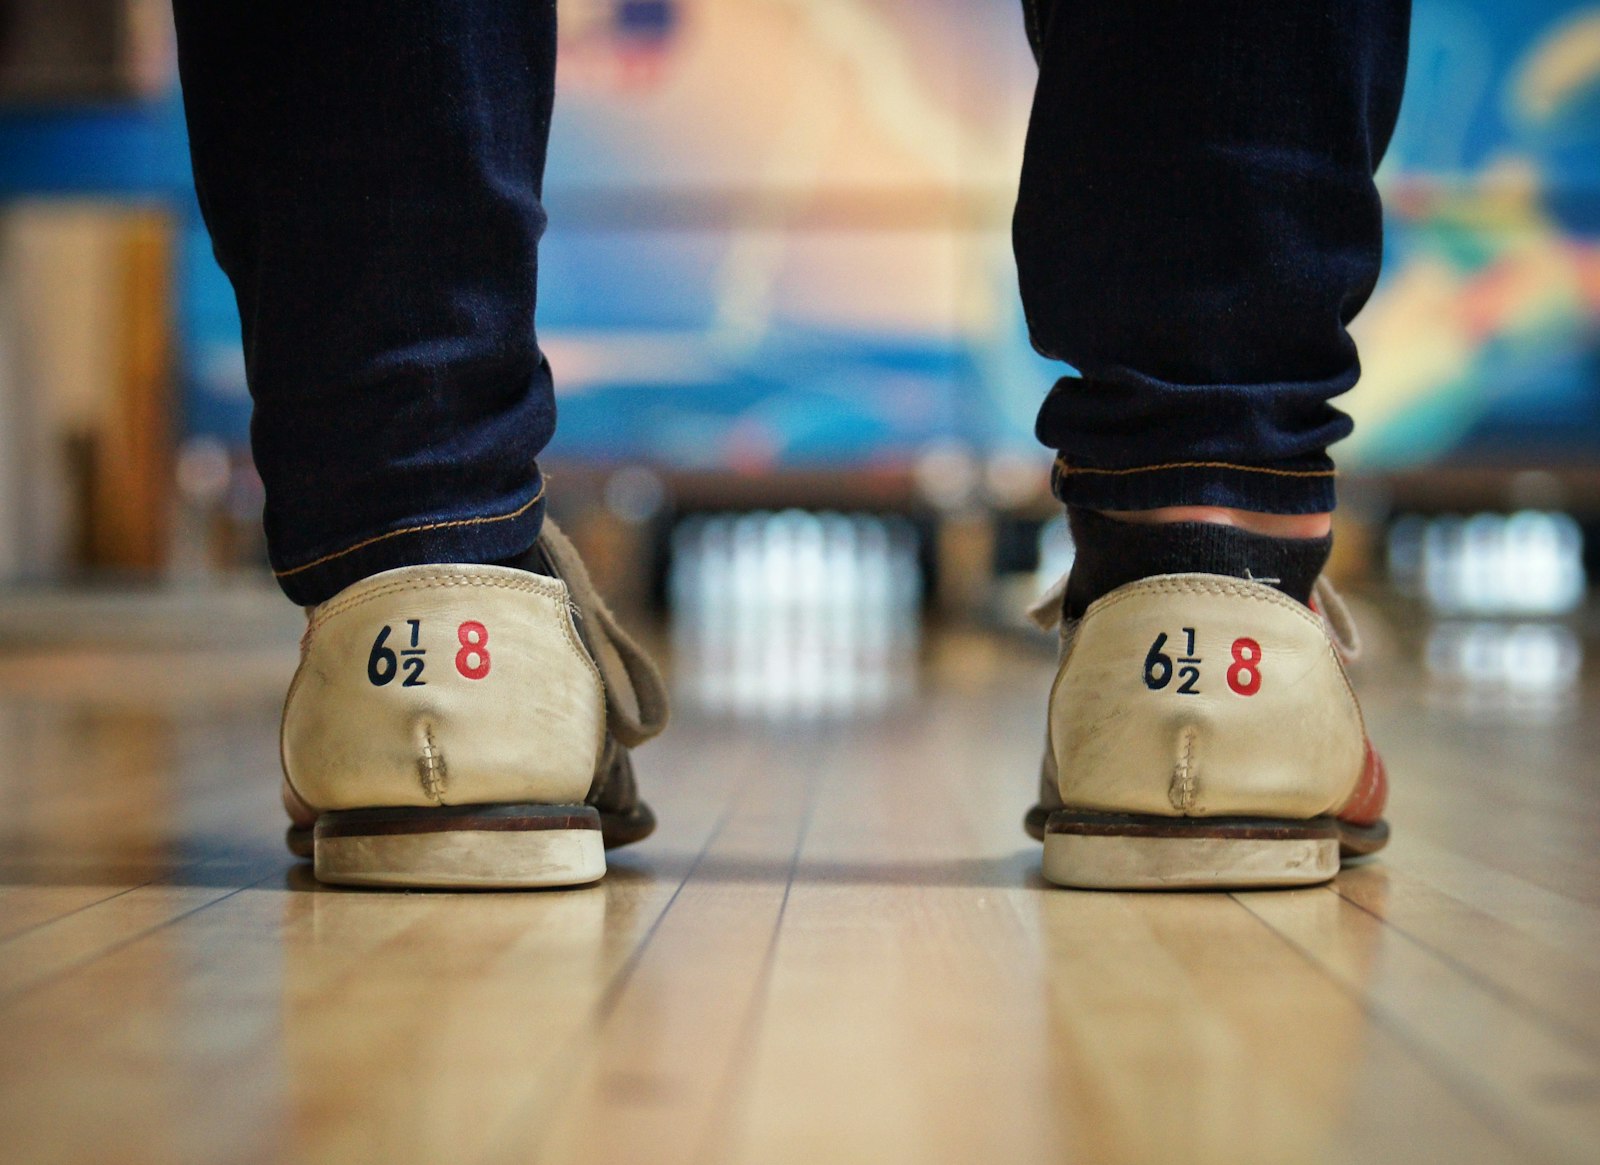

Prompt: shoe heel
[
  {"left": 312, "top": 803, "right": 606, "bottom": 889},
  {"left": 1041, "top": 812, "right": 1339, "bottom": 890}
]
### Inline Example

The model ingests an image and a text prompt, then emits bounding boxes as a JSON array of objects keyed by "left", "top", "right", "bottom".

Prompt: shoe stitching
[
  {"left": 274, "top": 482, "right": 546, "bottom": 580},
  {"left": 283, "top": 573, "right": 608, "bottom": 811},
  {"left": 557, "top": 592, "right": 610, "bottom": 774},
  {"left": 1169, "top": 725, "right": 1199, "bottom": 812},
  {"left": 295, "top": 568, "right": 609, "bottom": 778},
  {"left": 1083, "top": 574, "right": 1324, "bottom": 628},
  {"left": 308, "top": 571, "right": 605, "bottom": 731},
  {"left": 418, "top": 724, "right": 447, "bottom": 803},
  {"left": 1074, "top": 574, "right": 1369, "bottom": 814},
  {"left": 308, "top": 569, "right": 570, "bottom": 633}
]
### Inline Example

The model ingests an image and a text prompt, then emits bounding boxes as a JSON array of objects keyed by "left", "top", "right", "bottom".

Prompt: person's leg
[
  {"left": 172, "top": 1, "right": 666, "bottom": 889},
  {"left": 1016, "top": 0, "right": 1408, "bottom": 527},
  {"left": 1015, "top": 0, "right": 1409, "bottom": 889},
  {"left": 172, "top": 0, "right": 555, "bottom": 607}
]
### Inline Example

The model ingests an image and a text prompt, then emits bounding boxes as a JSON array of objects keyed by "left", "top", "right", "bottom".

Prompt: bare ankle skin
[{"left": 1100, "top": 507, "right": 1333, "bottom": 539}]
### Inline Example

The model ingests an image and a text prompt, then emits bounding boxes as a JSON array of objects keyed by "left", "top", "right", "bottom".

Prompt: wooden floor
[{"left": 0, "top": 597, "right": 1598, "bottom": 1164}]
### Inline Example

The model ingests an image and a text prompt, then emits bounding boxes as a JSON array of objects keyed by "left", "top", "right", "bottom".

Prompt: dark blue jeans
[
  {"left": 1018, "top": 0, "right": 1409, "bottom": 516},
  {"left": 173, "top": 0, "right": 1409, "bottom": 606}
]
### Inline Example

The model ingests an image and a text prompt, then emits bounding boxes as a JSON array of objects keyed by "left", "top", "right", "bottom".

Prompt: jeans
[
  {"left": 173, "top": 0, "right": 1410, "bottom": 606},
  {"left": 1017, "top": 0, "right": 1409, "bottom": 516}
]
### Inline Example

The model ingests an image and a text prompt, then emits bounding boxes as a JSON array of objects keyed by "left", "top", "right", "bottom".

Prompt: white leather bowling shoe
[
  {"left": 279, "top": 521, "right": 668, "bottom": 889},
  {"left": 1026, "top": 572, "right": 1387, "bottom": 890}
]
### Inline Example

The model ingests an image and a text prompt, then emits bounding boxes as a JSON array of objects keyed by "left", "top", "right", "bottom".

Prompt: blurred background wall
[{"left": 0, "top": 0, "right": 1596, "bottom": 663}]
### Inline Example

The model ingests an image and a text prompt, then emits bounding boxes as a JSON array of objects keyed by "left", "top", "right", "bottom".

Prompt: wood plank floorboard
[{"left": 0, "top": 611, "right": 1595, "bottom": 1164}]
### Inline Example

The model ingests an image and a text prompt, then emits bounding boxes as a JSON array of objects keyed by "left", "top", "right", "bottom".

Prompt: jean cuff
[
  {"left": 1050, "top": 455, "right": 1337, "bottom": 514},
  {"left": 271, "top": 481, "right": 547, "bottom": 606}
]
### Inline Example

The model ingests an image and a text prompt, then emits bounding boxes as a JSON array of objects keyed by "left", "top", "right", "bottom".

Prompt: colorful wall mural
[
  {"left": 538, "top": 0, "right": 1600, "bottom": 473},
  {"left": 52, "top": 0, "right": 1587, "bottom": 475}
]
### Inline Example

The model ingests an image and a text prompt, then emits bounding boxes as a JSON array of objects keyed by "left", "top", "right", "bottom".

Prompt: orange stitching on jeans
[
  {"left": 273, "top": 482, "right": 547, "bottom": 579},
  {"left": 1053, "top": 456, "right": 1335, "bottom": 479},
  {"left": 1024, "top": 0, "right": 1042, "bottom": 48}
]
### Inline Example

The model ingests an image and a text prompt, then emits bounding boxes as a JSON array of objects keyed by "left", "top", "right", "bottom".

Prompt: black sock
[{"left": 1062, "top": 508, "right": 1331, "bottom": 620}]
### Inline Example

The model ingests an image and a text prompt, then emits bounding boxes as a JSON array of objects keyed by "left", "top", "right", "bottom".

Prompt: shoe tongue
[
  {"left": 1061, "top": 508, "right": 1331, "bottom": 620},
  {"left": 536, "top": 519, "right": 670, "bottom": 748},
  {"left": 495, "top": 545, "right": 556, "bottom": 576}
]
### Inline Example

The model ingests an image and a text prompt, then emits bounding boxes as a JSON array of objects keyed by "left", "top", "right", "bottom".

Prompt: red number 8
[
  {"left": 1227, "top": 637, "right": 1262, "bottom": 696},
  {"left": 456, "top": 621, "right": 490, "bottom": 680}
]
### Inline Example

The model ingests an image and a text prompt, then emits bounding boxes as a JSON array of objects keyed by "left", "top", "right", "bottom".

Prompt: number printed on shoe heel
[
  {"left": 1142, "top": 628, "right": 1264, "bottom": 697},
  {"left": 455, "top": 621, "right": 491, "bottom": 679},
  {"left": 1142, "top": 627, "right": 1201, "bottom": 694},
  {"left": 367, "top": 622, "right": 427, "bottom": 687},
  {"left": 366, "top": 619, "right": 493, "bottom": 687}
]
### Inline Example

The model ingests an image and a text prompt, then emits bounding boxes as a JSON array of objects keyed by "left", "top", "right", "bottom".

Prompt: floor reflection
[
  {"left": 1424, "top": 620, "right": 1584, "bottom": 720},
  {"left": 1385, "top": 510, "right": 1589, "bottom": 722},
  {"left": 279, "top": 880, "right": 615, "bottom": 1162},
  {"left": 1036, "top": 887, "right": 1383, "bottom": 1165}
]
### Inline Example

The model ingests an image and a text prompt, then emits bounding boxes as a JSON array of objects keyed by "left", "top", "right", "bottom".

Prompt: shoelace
[
  {"left": 1026, "top": 570, "right": 1362, "bottom": 663},
  {"left": 1311, "top": 574, "right": 1362, "bottom": 662},
  {"left": 539, "top": 518, "right": 671, "bottom": 747}
]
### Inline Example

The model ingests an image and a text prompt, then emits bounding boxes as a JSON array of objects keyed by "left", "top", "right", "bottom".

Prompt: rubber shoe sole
[
  {"left": 308, "top": 803, "right": 605, "bottom": 889},
  {"left": 1040, "top": 810, "right": 1389, "bottom": 891}
]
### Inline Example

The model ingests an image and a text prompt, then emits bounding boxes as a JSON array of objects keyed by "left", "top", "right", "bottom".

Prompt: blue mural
[{"left": 3, "top": 0, "right": 1595, "bottom": 473}]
